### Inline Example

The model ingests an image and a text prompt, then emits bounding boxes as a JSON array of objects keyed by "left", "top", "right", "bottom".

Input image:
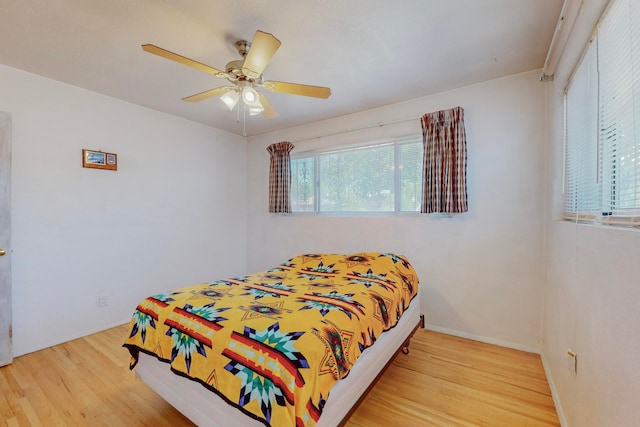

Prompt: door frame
[{"left": 0, "top": 111, "right": 12, "bottom": 366}]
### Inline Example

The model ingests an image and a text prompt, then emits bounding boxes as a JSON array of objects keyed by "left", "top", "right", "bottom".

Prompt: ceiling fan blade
[
  {"left": 182, "top": 86, "right": 235, "bottom": 103},
  {"left": 142, "top": 44, "right": 229, "bottom": 79},
  {"left": 258, "top": 92, "right": 278, "bottom": 119},
  {"left": 241, "top": 31, "right": 281, "bottom": 79},
  {"left": 263, "top": 81, "right": 331, "bottom": 99}
]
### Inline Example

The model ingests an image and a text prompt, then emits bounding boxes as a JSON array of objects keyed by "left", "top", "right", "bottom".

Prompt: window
[
  {"left": 290, "top": 140, "right": 423, "bottom": 214},
  {"left": 564, "top": 0, "right": 640, "bottom": 225}
]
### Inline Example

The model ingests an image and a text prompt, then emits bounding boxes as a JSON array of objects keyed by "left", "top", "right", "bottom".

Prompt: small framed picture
[{"left": 83, "top": 149, "right": 117, "bottom": 171}]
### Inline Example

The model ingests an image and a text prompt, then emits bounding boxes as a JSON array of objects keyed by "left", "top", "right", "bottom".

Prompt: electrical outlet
[
  {"left": 98, "top": 295, "right": 108, "bottom": 307},
  {"left": 567, "top": 350, "right": 577, "bottom": 375}
]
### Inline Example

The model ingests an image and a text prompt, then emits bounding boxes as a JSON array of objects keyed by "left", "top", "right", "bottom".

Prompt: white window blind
[
  {"left": 564, "top": 0, "right": 640, "bottom": 225},
  {"left": 565, "top": 43, "right": 599, "bottom": 216},
  {"left": 598, "top": 0, "right": 640, "bottom": 218}
]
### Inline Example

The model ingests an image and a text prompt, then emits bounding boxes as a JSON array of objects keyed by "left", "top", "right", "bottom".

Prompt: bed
[{"left": 123, "top": 252, "right": 421, "bottom": 427}]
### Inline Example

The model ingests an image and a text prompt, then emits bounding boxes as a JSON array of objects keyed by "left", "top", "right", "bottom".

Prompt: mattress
[{"left": 135, "top": 298, "right": 422, "bottom": 426}]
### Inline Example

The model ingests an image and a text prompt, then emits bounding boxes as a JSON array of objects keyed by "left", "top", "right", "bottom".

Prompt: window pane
[
  {"left": 319, "top": 144, "right": 394, "bottom": 212},
  {"left": 399, "top": 142, "right": 423, "bottom": 211},
  {"left": 291, "top": 157, "right": 315, "bottom": 212}
]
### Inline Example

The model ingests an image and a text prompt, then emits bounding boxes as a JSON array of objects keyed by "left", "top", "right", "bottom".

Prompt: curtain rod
[
  {"left": 540, "top": 0, "right": 570, "bottom": 81},
  {"left": 540, "top": 0, "right": 585, "bottom": 82},
  {"left": 291, "top": 116, "right": 420, "bottom": 145}
]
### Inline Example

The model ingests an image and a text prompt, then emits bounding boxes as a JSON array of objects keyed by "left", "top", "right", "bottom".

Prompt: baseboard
[
  {"left": 424, "top": 323, "right": 541, "bottom": 354},
  {"left": 540, "top": 353, "right": 569, "bottom": 427}
]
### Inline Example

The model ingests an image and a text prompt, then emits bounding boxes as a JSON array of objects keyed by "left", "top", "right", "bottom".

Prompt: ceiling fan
[{"left": 142, "top": 30, "right": 331, "bottom": 120}]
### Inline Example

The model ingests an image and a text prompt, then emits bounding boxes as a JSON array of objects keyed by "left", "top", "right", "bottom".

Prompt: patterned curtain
[
  {"left": 267, "top": 141, "right": 294, "bottom": 213},
  {"left": 421, "top": 106, "right": 468, "bottom": 213}
]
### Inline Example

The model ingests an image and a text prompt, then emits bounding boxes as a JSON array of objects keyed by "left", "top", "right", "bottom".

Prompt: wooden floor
[{"left": 0, "top": 325, "right": 559, "bottom": 426}]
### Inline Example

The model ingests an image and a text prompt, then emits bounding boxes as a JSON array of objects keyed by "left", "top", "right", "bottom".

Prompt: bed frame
[{"left": 135, "top": 298, "right": 424, "bottom": 426}]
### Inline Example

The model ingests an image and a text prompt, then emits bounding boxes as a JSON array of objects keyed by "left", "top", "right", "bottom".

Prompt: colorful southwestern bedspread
[{"left": 123, "top": 252, "right": 419, "bottom": 427}]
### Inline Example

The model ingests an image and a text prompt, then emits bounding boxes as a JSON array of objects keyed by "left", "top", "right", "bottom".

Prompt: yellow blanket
[{"left": 123, "top": 252, "right": 419, "bottom": 426}]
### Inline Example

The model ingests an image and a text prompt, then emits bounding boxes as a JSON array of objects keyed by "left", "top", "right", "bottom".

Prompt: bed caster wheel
[{"left": 402, "top": 346, "right": 410, "bottom": 354}]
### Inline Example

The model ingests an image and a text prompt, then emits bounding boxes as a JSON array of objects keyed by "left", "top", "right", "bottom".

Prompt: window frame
[{"left": 289, "top": 137, "right": 423, "bottom": 216}]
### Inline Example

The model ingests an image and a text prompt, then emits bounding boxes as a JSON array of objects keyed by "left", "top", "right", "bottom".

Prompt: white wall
[
  {"left": 246, "top": 70, "right": 546, "bottom": 351},
  {"left": 0, "top": 65, "right": 247, "bottom": 356},
  {"left": 543, "top": 1, "right": 640, "bottom": 426}
]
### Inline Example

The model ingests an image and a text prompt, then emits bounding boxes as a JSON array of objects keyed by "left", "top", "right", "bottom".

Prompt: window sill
[
  {"left": 280, "top": 211, "right": 454, "bottom": 218},
  {"left": 562, "top": 214, "right": 640, "bottom": 230}
]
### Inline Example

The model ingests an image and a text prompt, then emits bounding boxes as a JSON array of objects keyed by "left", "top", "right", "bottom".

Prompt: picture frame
[{"left": 82, "top": 149, "right": 117, "bottom": 171}]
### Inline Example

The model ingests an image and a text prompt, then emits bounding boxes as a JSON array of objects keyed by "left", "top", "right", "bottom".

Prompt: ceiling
[{"left": 0, "top": 0, "right": 562, "bottom": 137}]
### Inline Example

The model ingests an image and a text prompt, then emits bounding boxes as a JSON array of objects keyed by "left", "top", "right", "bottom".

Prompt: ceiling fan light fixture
[
  {"left": 220, "top": 89, "right": 240, "bottom": 110},
  {"left": 242, "top": 86, "right": 261, "bottom": 107},
  {"left": 249, "top": 105, "right": 264, "bottom": 116}
]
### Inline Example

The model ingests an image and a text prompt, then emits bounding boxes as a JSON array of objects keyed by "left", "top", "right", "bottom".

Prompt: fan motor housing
[
  {"left": 225, "top": 60, "right": 244, "bottom": 79},
  {"left": 225, "top": 57, "right": 262, "bottom": 84}
]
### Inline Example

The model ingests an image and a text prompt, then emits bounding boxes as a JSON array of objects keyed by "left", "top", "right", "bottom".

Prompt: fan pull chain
[{"left": 242, "top": 103, "right": 247, "bottom": 137}]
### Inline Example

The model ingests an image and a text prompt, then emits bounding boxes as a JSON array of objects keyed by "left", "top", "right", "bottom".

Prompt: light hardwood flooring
[{"left": 0, "top": 325, "right": 559, "bottom": 426}]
